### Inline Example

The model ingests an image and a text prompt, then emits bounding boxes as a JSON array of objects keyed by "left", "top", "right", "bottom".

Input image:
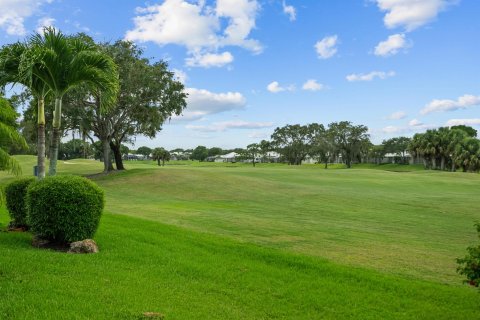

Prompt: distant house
[
  {"left": 124, "top": 154, "right": 147, "bottom": 161},
  {"left": 381, "top": 152, "right": 411, "bottom": 164},
  {"left": 170, "top": 151, "right": 191, "bottom": 160},
  {"left": 215, "top": 152, "right": 239, "bottom": 163},
  {"left": 263, "top": 151, "right": 281, "bottom": 163},
  {"left": 302, "top": 155, "right": 317, "bottom": 164}
]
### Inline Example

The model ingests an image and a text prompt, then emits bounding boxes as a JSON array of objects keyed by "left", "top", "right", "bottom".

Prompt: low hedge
[
  {"left": 26, "top": 175, "right": 104, "bottom": 242},
  {"left": 5, "top": 177, "right": 36, "bottom": 227}
]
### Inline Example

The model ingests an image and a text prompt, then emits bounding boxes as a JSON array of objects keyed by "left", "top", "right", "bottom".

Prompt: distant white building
[{"left": 215, "top": 152, "right": 239, "bottom": 163}]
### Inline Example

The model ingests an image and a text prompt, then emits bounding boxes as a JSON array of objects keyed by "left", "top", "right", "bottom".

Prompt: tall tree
[
  {"left": 451, "top": 125, "right": 477, "bottom": 138},
  {"left": 383, "top": 137, "right": 411, "bottom": 164},
  {"left": 25, "top": 28, "right": 119, "bottom": 175},
  {"left": 243, "top": 143, "right": 260, "bottom": 167},
  {"left": 137, "top": 146, "right": 152, "bottom": 158},
  {"left": 152, "top": 147, "right": 170, "bottom": 166},
  {"left": 191, "top": 146, "right": 208, "bottom": 162},
  {"left": 271, "top": 123, "right": 322, "bottom": 165},
  {"left": 327, "top": 121, "right": 370, "bottom": 168},
  {"left": 65, "top": 40, "right": 186, "bottom": 172},
  {"left": 0, "top": 42, "right": 50, "bottom": 178}
]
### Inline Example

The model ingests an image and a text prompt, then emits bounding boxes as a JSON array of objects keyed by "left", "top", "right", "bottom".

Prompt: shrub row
[{"left": 4, "top": 175, "right": 104, "bottom": 242}]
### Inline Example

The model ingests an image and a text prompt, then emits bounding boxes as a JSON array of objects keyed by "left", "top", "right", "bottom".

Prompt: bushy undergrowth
[
  {"left": 457, "top": 223, "right": 480, "bottom": 288},
  {"left": 5, "top": 177, "right": 35, "bottom": 227},
  {"left": 26, "top": 175, "right": 104, "bottom": 242}
]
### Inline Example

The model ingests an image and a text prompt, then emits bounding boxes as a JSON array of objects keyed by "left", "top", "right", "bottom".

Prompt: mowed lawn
[
  {"left": 97, "top": 160, "right": 480, "bottom": 284},
  {"left": 0, "top": 156, "right": 479, "bottom": 319}
]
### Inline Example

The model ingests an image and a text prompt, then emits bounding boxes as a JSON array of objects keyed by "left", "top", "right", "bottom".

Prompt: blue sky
[{"left": 1, "top": 0, "right": 479, "bottom": 149}]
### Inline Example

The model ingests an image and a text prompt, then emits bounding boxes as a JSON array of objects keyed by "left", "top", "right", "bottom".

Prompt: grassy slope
[
  {"left": 1, "top": 212, "right": 479, "bottom": 319},
  {"left": 97, "top": 162, "right": 479, "bottom": 284},
  {"left": 0, "top": 157, "right": 479, "bottom": 319}
]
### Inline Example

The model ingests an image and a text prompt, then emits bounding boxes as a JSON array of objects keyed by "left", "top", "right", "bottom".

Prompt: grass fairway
[
  {"left": 0, "top": 156, "right": 479, "bottom": 319},
  {"left": 99, "top": 161, "right": 480, "bottom": 284}
]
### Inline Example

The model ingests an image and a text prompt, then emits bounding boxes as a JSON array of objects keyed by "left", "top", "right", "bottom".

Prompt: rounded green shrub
[
  {"left": 26, "top": 175, "right": 105, "bottom": 242},
  {"left": 5, "top": 177, "right": 36, "bottom": 227}
]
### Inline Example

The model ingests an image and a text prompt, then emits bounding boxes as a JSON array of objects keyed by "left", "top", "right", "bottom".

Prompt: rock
[
  {"left": 68, "top": 239, "right": 99, "bottom": 254},
  {"left": 142, "top": 312, "right": 164, "bottom": 319}
]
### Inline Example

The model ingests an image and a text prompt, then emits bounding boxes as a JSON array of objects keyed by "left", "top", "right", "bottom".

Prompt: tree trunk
[
  {"left": 431, "top": 157, "right": 437, "bottom": 170},
  {"left": 37, "top": 99, "right": 46, "bottom": 179},
  {"left": 48, "top": 98, "right": 62, "bottom": 176},
  {"left": 102, "top": 139, "right": 112, "bottom": 173},
  {"left": 440, "top": 157, "right": 446, "bottom": 171},
  {"left": 157, "top": 159, "right": 160, "bottom": 166},
  {"left": 346, "top": 156, "right": 351, "bottom": 168},
  {"left": 324, "top": 161, "right": 328, "bottom": 169},
  {"left": 253, "top": 158, "right": 256, "bottom": 167},
  {"left": 110, "top": 141, "right": 125, "bottom": 170}
]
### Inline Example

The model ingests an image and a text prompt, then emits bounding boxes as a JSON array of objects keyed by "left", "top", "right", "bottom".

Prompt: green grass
[{"left": 0, "top": 157, "right": 479, "bottom": 319}]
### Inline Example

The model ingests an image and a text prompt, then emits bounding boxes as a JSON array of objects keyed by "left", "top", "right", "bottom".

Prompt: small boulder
[{"left": 68, "top": 239, "right": 99, "bottom": 254}]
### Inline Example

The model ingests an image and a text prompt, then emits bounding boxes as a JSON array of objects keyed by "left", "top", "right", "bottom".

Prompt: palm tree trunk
[
  {"left": 48, "top": 98, "right": 62, "bottom": 176},
  {"left": 37, "top": 99, "right": 46, "bottom": 179},
  {"left": 440, "top": 157, "right": 446, "bottom": 171},
  {"left": 102, "top": 139, "right": 112, "bottom": 173}
]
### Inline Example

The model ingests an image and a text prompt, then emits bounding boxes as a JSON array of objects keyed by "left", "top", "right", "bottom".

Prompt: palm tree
[
  {"left": 0, "top": 97, "right": 28, "bottom": 174},
  {"left": 24, "top": 28, "right": 118, "bottom": 175},
  {"left": 152, "top": 147, "right": 170, "bottom": 166},
  {"left": 447, "top": 128, "right": 467, "bottom": 172},
  {"left": 0, "top": 42, "right": 50, "bottom": 178}
]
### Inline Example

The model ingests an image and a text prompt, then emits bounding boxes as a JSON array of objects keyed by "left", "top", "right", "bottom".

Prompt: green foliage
[
  {"left": 457, "top": 223, "right": 480, "bottom": 288},
  {"left": 382, "top": 137, "right": 411, "bottom": 164},
  {"left": 271, "top": 123, "right": 323, "bottom": 165},
  {"left": 0, "top": 97, "right": 27, "bottom": 174},
  {"left": 451, "top": 125, "right": 477, "bottom": 138},
  {"left": 4, "top": 177, "right": 35, "bottom": 227},
  {"left": 152, "top": 147, "right": 170, "bottom": 166},
  {"left": 410, "top": 127, "right": 480, "bottom": 172},
  {"left": 26, "top": 175, "right": 104, "bottom": 242},
  {"left": 208, "top": 147, "right": 223, "bottom": 157},
  {"left": 59, "top": 139, "right": 92, "bottom": 160},
  {"left": 191, "top": 146, "right": 208, "bottom": 161},
  {"left": 137, "top": 146, "right": 152, "bottom": 157}
]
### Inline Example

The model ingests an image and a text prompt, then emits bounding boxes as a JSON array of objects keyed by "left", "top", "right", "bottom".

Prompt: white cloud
[
  {"left": 0, "top": 0, "right": 52, "bottom": 36},
  {"left": 125, "top": 0, "right": 261, "bottom": 68},
  {"left": 315, "top": 35, "right": 338, "bottom": 59},
  {"left": 374, "top": 33, "right": 408, "bottom": 56},
  {"left": 36, "top": 16, "right": 55, "bottom": 33},
  {"left": 282, "top": 1, "right": 296, "bottom": 21},
  {"left": 173, "top": 88, "right": 246, "bottom": 122},
  {"left": 302, "top": 79, "right": 324, "bottom": 91},
  {"left": 409, "top": 119, "right": 423, "bottom": 126},
  {"left": 185, "top": 51, "right": 234, "bottom": 68},
  {"left": 381, "top": 122, "right": 435, "bottom": 134},
  {"left": 381, "top": 125, "right": 409, "bottom": 134},
  {"left": 446, "top": 119, "right": 480, "bottom": 127},
  {"left": 421, "top": 94, "right": 480, "bottom": 115},
  {"left": 172, "top": 69, "right": 188, "bottom": 84},
  {"left": 386, "top": 111, "right": 407, "bottom": 120},
  {"left": 267, "top": 81, "right": 295, "bottom": 93},
  {"left": 248, "top": 131, "right": 270, "bottom": 139},
  {"left": 374, "top": 0, "right": 454, "bottom": 31},
  {"left": 346, "top": 71, "right": 395, "bottom": 82},
  {"left": 186, "top": 120, "right": 273, "bottom": 132}
]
